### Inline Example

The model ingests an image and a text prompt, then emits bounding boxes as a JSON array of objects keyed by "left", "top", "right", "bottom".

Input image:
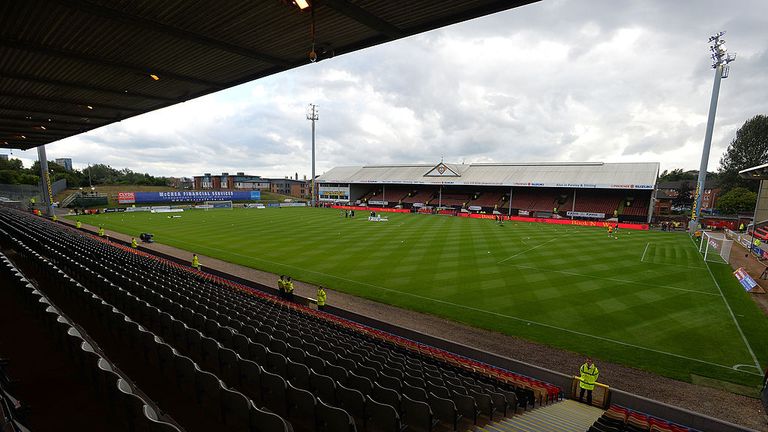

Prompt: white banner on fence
[{"left": 566, "top": 211, "right": 606, "bottom": 219}]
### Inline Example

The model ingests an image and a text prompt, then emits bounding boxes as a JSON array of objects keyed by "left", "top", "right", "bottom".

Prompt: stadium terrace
[{"left": 317, "top": 161, "right": 659, "bottom": 224}]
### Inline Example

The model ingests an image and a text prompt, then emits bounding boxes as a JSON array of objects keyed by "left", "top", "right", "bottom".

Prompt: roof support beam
[
  {"left": 0, "top": 91, "right": 141, "bottom": 114},
  {"left": 53, "top": 0, "right": 293, "bottom": 67},
  {"left": 0, "top": 120, "right": 84, "bottom": 134},
  {"left": 0, "top": 126, "right": 72, "bottom": 137},
  {"left": 0, "top": 113, "right": 96, "bottom": 127},
  {"left": 322, "top": 0, "right": 404, "bottom": 38},
  {"left": 1, "top": 71, "right": 177, "bottom": 103},
  {"left": 0, "top": 104, "right": 115, "bottom": 121},
  {"left": 0, "top": 38, "right": 225, "bottom": 89}
]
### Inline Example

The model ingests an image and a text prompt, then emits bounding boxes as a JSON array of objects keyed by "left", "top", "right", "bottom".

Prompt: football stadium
[{"left": 1, "top": 2, "right": 767, "bottom": 432}]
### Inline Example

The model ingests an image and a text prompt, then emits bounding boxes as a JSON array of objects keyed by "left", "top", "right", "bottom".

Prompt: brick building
[{"left": 193, "top": 172, "right": 270, "bottom": 191}]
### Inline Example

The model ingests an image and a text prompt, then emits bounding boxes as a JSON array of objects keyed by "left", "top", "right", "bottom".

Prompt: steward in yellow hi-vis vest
[
  {"left": 98, "top": 226, "right": 105, "bottom": 237},
  {"left": 317, "top": 287, "right": 327, "bottom": 310},
  {"left": 578, "top": 358, "right": 599, "bottom": 405},
  {"left": 285, "top": 277, "right": 294, "bottom": 301},
  {"left": 131, "top": 237, "right": 138, "bottom": 248},
  {"left": 76, "top": 220, "right": 82, "bottom": 229},
  {"left": 192, "top": 254, "right": 200, "bottom": 270}
]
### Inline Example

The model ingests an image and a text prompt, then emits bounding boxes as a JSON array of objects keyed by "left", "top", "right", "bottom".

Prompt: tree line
[
  {"left": 658, "top": 114, "right": 767, "bottom": 215},
  {"left": 0, "top": 159, "right": 170, "bottom": 188}
]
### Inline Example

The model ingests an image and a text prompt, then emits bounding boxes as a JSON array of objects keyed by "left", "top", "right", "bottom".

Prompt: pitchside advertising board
[
  {"left": 118, "top": 191, "right": 260, "bottom": 204},
  {"left": 733, "top": 267, "right": 758, "bottom": 292}
]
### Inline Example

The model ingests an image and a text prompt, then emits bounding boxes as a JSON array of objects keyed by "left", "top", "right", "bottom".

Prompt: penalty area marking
[
  {"left": 168, "top": 238, "right": 759, "bottom": 376},
  {"left": 500, "top": 262, "right": 718, "bottom": 297},
  {"left": 688, "top": 235, "right": 762, "bottom": 372},
  {"left": 641, "top": 242, "right": 649, "bottom": 263}
]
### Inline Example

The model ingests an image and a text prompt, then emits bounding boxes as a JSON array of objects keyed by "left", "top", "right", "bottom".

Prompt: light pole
[
  {"left": 690, "top": 31, "right": 735, "bottom": 233},
  {"left": 306, "top": 104, "right": 319, "bottom": 206}
]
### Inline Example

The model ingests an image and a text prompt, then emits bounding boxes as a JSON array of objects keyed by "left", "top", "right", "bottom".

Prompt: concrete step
[{"left": 473, "top": 399, "right": 604, "bottom": 432}]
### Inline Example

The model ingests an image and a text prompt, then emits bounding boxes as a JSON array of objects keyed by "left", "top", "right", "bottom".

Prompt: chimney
[{"left": 295, "top": 173, "right": 298, "bottom": 180}]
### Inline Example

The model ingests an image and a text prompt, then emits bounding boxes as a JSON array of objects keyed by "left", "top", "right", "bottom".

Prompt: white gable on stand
[{"left": 424, "top": 162, "right": 461, "bottom": 177}]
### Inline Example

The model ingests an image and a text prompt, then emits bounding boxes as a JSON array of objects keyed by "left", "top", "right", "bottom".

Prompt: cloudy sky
[{"left": 10, "top": 0, "right": 768, "bottom": 179}]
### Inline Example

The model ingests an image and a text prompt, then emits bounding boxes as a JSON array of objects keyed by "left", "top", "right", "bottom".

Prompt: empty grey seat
[
  {"left": 306, "top": 354, "right": 326, "bottom": 375},
  {"left": 335, "top": 383, "right": 365, "bottom": 430},
  {"left": 316, "top": 398, "right": 356, "bottom": 432},
  {"left": 195, "top": 368, "right": 224, "bottom": 421},
  {"left": 286, "top": 345, "right": 306, "bottom": 363},
  {"left": 378, "top": 374, "right": 402, "bottom": 393},
  {"left": 249, "top": 403, "right": 294, "bottom": 432},
  {"left": 221, "top": 388, "right": 251, "bottom": 432},
  {"left": 287, "top": 381, "right": 317, "bottom": 431},
  {"left": 248, "top": 341, "right": 268, "bottom": 365},
  {"left": 232, "top": 333, "right": 251, "bottom": 358},
  {"left": 144, "top": 405, "right": 183, "bottom": 432},
  {"left": 372, "top": 382, "right": 401, "bottom": 414},
  {"left": 426, "top": 382, "right": 450, "bottom": 399},
  {"left": 402, "top": 394, "right": 438, "bottom": 432},
  {"left": 174, "top": 355, "right": 197, "bottom": 396},
  {"left": 326, "top": 363, "right": 350, "bottom": 385},
  {"left": 347, "top": 371, "right": 373, "bottom": 396},
  {"left": 309, "top": 371, "right": 336, "bottom": 404},
  {"left": 450, "top": 392, "right": 478, "bottom": 425},
  {"left": 266, "top": 351, "right": 288, "bottom": 377},
  {"left": 470, "top": 390, "right": 495, "bottom": 420},
  {"left": 402, "top": 382, "right": 429, "bottom": 403},
  {"left": 428, "top": 393, "right": 462, "bottom": 432},
  {"left": 286, "top": 359, "right": 311, "bottom": 390},
  {"left": 356, "top": 365, "right": 379, "bottom": 383},
  {"left": 365, "top": 395, "right": 405, "bottom": 432},
  {"left": 261, "top": 369, "right": 289, "bottom": 416},
  {"left": 219, "top": 348, "right": 240, "bottom": 388}
]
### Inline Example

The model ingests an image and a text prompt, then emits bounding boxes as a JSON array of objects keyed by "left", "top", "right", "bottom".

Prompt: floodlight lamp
[
  {"left": 295, "top": 0, "right": 310, "bottom": 9},
  {"left": 149, "top": 74, "right": 160, "bottom": 81}
]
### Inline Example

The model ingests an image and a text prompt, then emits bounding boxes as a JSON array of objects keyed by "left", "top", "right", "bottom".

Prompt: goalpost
[
  {"left": 204, "top": 200, "right": 234, "bottom": 210},
  {"left": 699, "top": 231, "right": 733, "bottom": 264}
]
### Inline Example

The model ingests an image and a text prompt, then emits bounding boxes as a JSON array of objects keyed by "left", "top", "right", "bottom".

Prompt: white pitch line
[
  {"left": 501, "top": 262, "right": 719, "bottom": 297},
  {"left": 168, "top": 238, "right": 758, "bottom": 375},
  {"left": 497, "top": 238, "right": 558, "bottom": 264},
  {"left": 641, "top": 242, "right": 649, "bottom": 263},
  {"left": 688, "top": 236, "right": 763, "bottom": 371}
]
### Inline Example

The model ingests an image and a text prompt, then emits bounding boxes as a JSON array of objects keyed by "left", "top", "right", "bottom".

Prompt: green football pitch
[{"left": 71, "top": 207, "right": 768, "bottom": 389}]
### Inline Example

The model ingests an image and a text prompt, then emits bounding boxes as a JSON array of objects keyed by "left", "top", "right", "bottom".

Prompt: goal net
[
  {"left": 204, "top": 200, "right": 233, "bottom": 210},
  {"left": 699, "top": 231, "right": 733, "bottom": 264}
]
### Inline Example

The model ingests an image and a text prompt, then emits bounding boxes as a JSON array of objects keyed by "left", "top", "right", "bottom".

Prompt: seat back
[
  {"left": 286, "top": 381, "right": 317, "bottom": 431},
  {"left": 402, "top": 394, "right": 436, "bottom": 432},
  {"left": 316, "top": 398, "right": 356, "bottom": 432},
  {"left": 365, "top": 395, "right": 402, "bottom": 432}
]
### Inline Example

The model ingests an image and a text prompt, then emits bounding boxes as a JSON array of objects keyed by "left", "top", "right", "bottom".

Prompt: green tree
[
  {"left": 715, "top": 187, "right": 757, "bottom": 215},
  {"left": 718, "top": 114, "right": 768, "bottom": 193}
]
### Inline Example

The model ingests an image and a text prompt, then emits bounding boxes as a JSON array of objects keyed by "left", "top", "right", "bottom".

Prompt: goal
[
  {"left": 699, "top": 231, "right": 733, "bottom": 264},
  {"left": 204, "top": 200, "right": 233, "bottom": 210}
]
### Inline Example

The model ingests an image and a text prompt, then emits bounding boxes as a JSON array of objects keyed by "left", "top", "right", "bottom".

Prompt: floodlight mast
[
  {"left": 690, "top": 31, "right": 736, "bottom": 233},
  {"left": 306, "top": 104, "right": 319, "bottom": 207}
]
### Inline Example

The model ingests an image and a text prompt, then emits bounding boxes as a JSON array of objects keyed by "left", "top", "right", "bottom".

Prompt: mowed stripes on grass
[{"left": 72, "top": 207, "right": 768, "bottom": 388}]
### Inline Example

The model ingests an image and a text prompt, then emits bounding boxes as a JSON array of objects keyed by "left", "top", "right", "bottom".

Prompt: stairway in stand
[{"left": 473, "top": 399, "right": 604, "bottom": 432}]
